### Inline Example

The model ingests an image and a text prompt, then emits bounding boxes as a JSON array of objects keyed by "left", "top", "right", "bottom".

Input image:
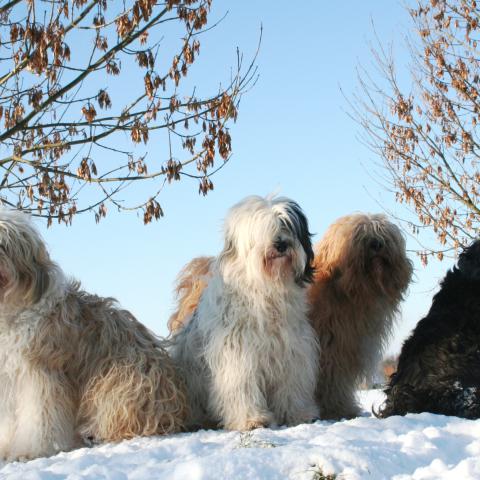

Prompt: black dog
[{"left": 379, "top": 240, "right": 480, "bottom": 419}]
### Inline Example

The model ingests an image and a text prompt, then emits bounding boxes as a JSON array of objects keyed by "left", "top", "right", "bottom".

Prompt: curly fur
[
  {"left": 170, "top": 195, "right": 320, "bottom": 431},
  {"left": 308, "top": 213, "right": 413, "bottom": 420},
  {"left": 168, "top": 256, "right": 214, "bottom": 334},
  {"left": 379, "top": 240, "right": 480, "bottom": 419},
  {"left": 0, "top": 210, "right": 187, "bottom": 461}
]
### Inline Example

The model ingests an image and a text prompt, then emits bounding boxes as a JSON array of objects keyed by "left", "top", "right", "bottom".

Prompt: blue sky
[{"left": 38, "top": 1, "right": 453, "bottom": 355}]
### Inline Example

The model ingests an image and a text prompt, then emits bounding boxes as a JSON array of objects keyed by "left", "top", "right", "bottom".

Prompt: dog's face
[
  {"left": 457, "top": 239, "right": 480, "bottom": 280},
  {"left": 219, "top": 196, "right": 314, "bottom": 287},
  {"left": 0, "top": 210, "right": 52, "bottom": 308},
  {"left": 316, "top": 214, "right": 413, "bottom": 298}
]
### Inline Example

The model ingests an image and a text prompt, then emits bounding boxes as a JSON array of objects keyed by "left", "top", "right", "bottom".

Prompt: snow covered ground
[{"left": 2, "top": 390, "right": 480, "bottom": 479}]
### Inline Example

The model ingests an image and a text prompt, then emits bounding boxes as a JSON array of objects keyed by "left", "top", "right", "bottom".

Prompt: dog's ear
[
  {"left": 0, "top": 261, "right": 10, "bottom": 295},
  {"left": 283, "top": 201, "right": 315, "bottom": 285},
  {"left": 298, "top": 237, "right": 315, "bottom": 285},
  {"left": 22, "top": 242, "right": 52, "bottom": 305},
  {"left": 32, "top": 258, "right": 51, "bottom": 304},
  {"left": 457, "top": 240, "right": 480, "bottom": 280},
  {"left": 218, "top": 237, "right": 237, "bottom": 271}
]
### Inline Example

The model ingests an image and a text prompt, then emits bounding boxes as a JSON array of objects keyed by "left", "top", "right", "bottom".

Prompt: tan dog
[
  {"left": 308, "top": 213, "right": 413, "bottom": 420},
  {"left": 0, "top": 210, "right": 187, "bottom": 461}
]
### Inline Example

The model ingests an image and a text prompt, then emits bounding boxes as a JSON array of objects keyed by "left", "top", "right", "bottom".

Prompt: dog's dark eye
[
  {"left": 275, "top": 240, "right": 289, "bottom": 253},
  {"left": 369, "top": 239, "right": 384, "bottom": 252}
]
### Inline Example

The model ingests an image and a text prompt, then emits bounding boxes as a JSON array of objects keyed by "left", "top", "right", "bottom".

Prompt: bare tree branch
[
  {"left": 354, "top": 0, "right": 480, "bottom": 263},
  {"left": 0, "top": 0, "right": 258, "bottom": 225}
]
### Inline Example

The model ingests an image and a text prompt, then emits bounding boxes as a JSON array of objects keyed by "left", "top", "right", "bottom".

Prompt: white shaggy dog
[
  {"left": 171, "top": 195, "right": 320, "bottom": 431},
  {"left": 0, "top": 210, "right": 187, "bottom": 461}
]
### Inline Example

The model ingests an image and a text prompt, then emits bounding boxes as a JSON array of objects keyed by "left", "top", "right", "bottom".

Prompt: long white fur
[{"left": 171, "top": 195, "right": 320, "bottom": 430}]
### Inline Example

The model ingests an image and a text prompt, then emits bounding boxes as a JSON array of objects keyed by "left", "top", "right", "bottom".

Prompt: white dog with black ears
[
  {"left": 0, "top": 210, "right": 187, "bottom": 461},
  {"left": 171, "top": 195, "right": 320, "bottom": 431}
]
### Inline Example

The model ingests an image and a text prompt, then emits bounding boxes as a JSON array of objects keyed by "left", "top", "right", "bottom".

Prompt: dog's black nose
[
  {"left": 370, "top": 238, "right": 383, "bottom": 252},
  {"left": 275, "top": 240, "right": 288, "bottom": 253}
]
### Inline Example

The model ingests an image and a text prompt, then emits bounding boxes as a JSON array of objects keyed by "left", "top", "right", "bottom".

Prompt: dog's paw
[
  {"left": 224, "top": 419, "right": 268, "bottom": 431},
  {"left": 286, "top": 404, "right": 320, "bottom": 426},
  {"left": 225, "top": 411, "right": 274, "bottom": 431},
  {"left": 244, "top": 419, "right": 268, "bottom": 430}
]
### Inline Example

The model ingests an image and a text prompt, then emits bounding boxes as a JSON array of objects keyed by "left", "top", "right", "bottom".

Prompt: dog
[
  {"left": 379, "top": 240, "right": 480, "bottom": 419},
  {"left": 308, "top": 213, "right": 413, "bottom": 420},
  {"left": 168, "top": 256, "right": 214, "bottom": 334},
  {"left": 170, "top": 195, "right": 320, "bottom": 431},
  {"left": 0, "top": 210, "right": 187, "bottom": 461}
]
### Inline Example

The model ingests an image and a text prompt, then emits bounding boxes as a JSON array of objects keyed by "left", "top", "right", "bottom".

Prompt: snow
[{"left": 2, "top": 390, "right": 480, "bottom": 479}]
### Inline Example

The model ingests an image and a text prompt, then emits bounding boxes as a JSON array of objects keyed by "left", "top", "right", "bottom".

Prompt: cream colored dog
[
  {"left": 0, "top": 210, "right": 187, "bottom": 461},
  {"left": 171, "top": 196, "right": 320, "bottom": 431}
]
